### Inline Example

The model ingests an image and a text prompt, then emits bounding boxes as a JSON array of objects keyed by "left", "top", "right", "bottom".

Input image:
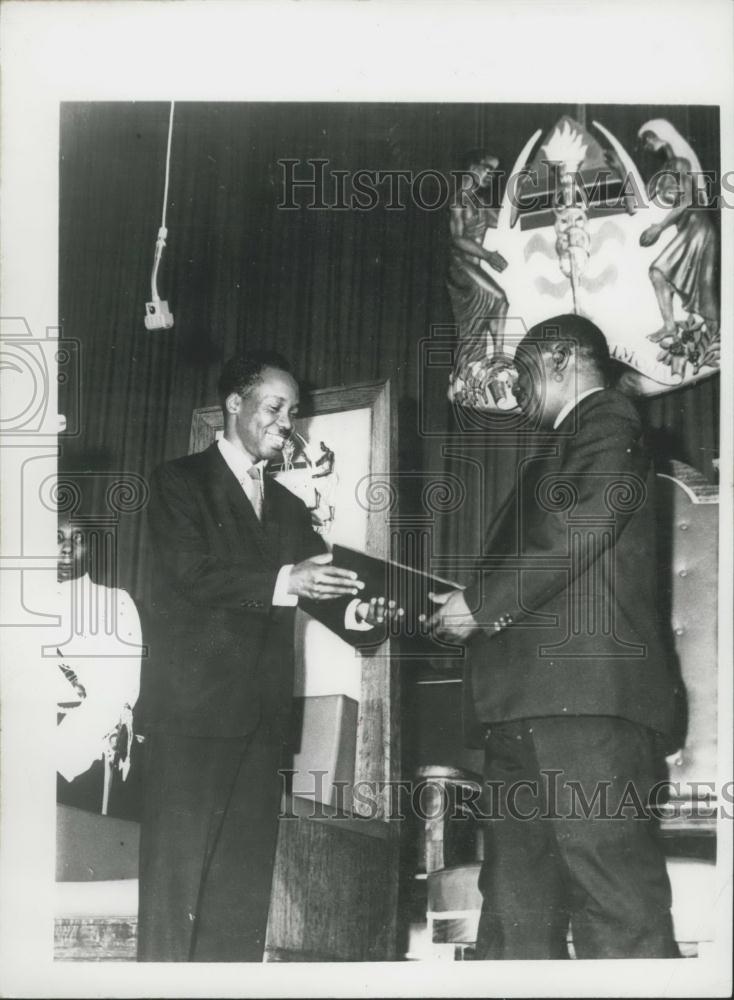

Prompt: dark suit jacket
[
  {"left": 463, "top": 389, "right": 678, "bottom": 745},
  {"left": 141, "top": 443, "right": 357, "bottom": 739}
]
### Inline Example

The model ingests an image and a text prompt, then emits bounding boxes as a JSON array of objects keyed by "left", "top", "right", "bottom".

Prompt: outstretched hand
[
  {"left": 288, "top": 552, "right": 364, "bottom": 602},
  {"left": 487, "top": 250, "right": 508, "bottom": 273},
  {"left": 420, "top": 588, "right": 479, "bottom": 642},
  {"left": 639, "top": 224, "right": 661, "bottom": 248},
  {"left": 356, "top": 596, "right": 405, "bottom": 626}
]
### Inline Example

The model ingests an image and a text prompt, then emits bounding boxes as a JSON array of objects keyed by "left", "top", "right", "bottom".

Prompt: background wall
[{"left": 59, "top": 102, "right": 720, "bottom": 603}]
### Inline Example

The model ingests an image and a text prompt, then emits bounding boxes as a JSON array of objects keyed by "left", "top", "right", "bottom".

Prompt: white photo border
[{"left": 1, "top": 1, "right": 732, "bottom": 997}]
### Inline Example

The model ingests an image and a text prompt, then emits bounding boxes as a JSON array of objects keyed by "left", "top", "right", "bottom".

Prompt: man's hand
[
  {"left": 639, "top": 224, "right": 661, "bottom": 248},
  {"left": 356, "top": 596, "right": 405, "bottom": 626},
  {"left": 288, "top": 552, "right": 365, "bottom": 602},
  {"left": 421, "top": 588, "right": 479, "bottom": 642},
  {"left": 487, "top": 250, "right": 508, "bottom": 272}
]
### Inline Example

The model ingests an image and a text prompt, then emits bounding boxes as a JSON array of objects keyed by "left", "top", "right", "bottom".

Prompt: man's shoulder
[
  {"left": 556, "top": 389, "right": 643, "bottom": 461},
  {"left": 578, "top": 387, "right": 641, "bottom": 428},
  {"left": 152, "top": 445, "right": 219, "bottom": 485}
]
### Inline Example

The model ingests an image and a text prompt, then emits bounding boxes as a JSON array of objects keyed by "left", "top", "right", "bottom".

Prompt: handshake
[{"left": 287, "top": 552, "right": 405, "bottom": 627}]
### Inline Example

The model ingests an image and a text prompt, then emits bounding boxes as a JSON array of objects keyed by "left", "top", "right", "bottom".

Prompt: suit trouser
[
  {"left": 137, "top": 727, "right": 284, "bottom": 962},
  {"left": 475, "top": 716, "right": 679, "bottom": 960}
]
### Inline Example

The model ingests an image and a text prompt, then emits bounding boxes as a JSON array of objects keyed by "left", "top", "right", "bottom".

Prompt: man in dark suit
[
  {"left": 427, "top": 315, "right": 679, "bottom": 959},
  {"left": 138, "top": 351, "right": 389, "bottom": 962}
]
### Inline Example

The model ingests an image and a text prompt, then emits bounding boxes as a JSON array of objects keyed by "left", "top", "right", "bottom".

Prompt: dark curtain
[
  {"left": 59, "top": 102, "right": 720, "bottom": 600},
  {"left": 60, "top": 101, "right": 471, "bottom": 598}
]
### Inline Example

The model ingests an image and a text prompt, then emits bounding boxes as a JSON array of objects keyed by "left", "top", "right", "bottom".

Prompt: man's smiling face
[{"left": 231, "top": 365, "right": 300, "bottom": 463}]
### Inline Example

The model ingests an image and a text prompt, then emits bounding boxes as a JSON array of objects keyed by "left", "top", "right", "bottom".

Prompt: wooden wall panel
[{"left": 266, "top": 818, "right": 400, "bottom": 962}]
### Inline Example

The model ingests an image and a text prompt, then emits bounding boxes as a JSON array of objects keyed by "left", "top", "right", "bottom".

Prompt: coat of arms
[{"left": 448, "top": 117, "right": 720, "bottom": 410}]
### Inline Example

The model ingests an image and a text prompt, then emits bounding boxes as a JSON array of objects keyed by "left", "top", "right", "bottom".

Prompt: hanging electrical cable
[{"left": 144, "top": 102, "right": 176, "bottom": 330}]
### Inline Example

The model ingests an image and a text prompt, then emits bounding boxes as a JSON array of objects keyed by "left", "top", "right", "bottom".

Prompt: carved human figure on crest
[
  {"left": 447, "top": 151, "right": 511, "bottom": 409},
  {"left": 638, "top": 119, "right": 719, "bottom": 378}
]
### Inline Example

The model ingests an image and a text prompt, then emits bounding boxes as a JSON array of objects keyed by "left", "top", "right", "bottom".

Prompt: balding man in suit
[{"left": 427, "top": 315, "right": 679, "bottom": 959}]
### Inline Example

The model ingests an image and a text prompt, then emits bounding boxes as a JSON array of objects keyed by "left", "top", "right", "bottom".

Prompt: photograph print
[{"left": 49, "top": 98, "right": 725, "bottom": 970}]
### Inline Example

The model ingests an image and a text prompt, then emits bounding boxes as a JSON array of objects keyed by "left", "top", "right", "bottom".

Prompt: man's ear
[
  {"left": 549, "top": 341, "right": 572, "bottom": 375},
  {"left": 225, "top": 392, "right": 241, "bottom": 415}
]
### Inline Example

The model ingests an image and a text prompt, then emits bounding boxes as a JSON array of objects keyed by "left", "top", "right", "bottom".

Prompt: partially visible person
[
  {"left": 447, "top": 150, "right": 510, "bottom": 408},
  {"left": 427, "top": 314, "right": 680, "bottom": 959},
  {"left": 638, "top": 119, "right": 719, "bottom": 358},
  {"left": 56, "top": 516, "right": 142, "bottom": 811}
]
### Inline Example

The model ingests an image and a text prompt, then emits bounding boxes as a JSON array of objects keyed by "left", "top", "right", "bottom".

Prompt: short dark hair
[
  {"left": 217, "top": 351, "right": 292, "bottom": 407},
  {"left": 525, "top": 314, "right": 611, "bottom": 376}
]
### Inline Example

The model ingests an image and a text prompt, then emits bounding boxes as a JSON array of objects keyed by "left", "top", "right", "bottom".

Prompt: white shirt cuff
[
  {"left": 345, "top": 598, "right": 373, "bottom": 631},
  {"left": 273, "top": 565, "right": 298, "bottom": 606},
  {"left": 272, "top": 571, "right": 372, "bottom": 628}
]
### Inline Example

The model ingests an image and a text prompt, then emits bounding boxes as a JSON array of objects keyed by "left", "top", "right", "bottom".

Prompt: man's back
[{"left": 465, "top": 389, "right": 678, "bottom": 740}]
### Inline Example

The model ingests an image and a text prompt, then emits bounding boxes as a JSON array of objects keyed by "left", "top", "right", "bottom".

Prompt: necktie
[{"left": 246, "top": 464, "right": 264, "bottom": 521}]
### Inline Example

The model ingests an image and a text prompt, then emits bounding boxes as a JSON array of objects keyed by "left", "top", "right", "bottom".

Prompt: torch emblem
[{"left": 542, "top": 121, "right": 592, "bottom": 312}]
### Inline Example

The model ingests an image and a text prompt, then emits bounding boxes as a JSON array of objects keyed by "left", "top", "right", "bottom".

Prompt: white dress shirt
[
  {"left": 56, "top": 574, "right": 142, "bottom": 782},
  {"left": 218, "top": 437, "right": 369, "bottom": 629},
  {"left": 218, "top": 437, "right": 295, "bottom": 603}
]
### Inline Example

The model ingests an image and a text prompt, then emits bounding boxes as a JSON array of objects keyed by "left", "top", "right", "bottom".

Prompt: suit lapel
[
  {"left": 261, "top": 472, "right": 283, "bottom": 554},
  {"left": 204, "top": 445, "right": 274, "bottom": 561},
  {"left": 482, "top": 487, "right": 517, "bottom": 555},
  {"left": 483, "top": 443, "right": 560, "bottom": 555}
]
